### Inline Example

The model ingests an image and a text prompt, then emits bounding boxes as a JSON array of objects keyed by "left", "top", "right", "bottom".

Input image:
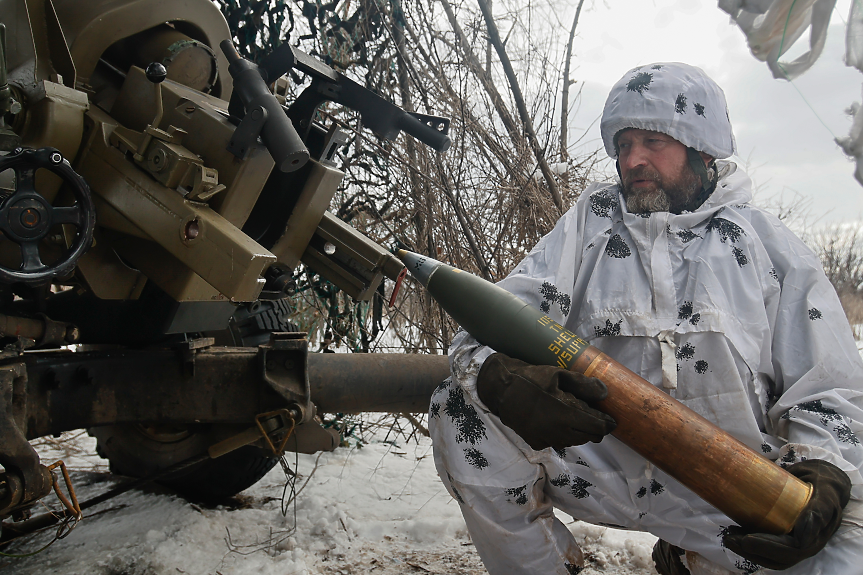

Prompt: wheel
[
  {"left": 0, "top": 147, "right": 96, "bottom": 285},
  {"left": 89, "top": 423, "right": 278, "bottom": 504},
  {"left": 90, "top": 300, "right": 300, "bottom": 503}
]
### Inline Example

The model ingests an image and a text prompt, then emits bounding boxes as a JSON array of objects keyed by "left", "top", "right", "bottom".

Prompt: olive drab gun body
[{"left": 0, "top": 0, "right": 451, "bottom": 528}]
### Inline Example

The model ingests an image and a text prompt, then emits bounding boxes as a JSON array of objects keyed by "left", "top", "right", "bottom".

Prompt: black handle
[{"left": 220, "top": 41, "right": 309, "bottom": 172}]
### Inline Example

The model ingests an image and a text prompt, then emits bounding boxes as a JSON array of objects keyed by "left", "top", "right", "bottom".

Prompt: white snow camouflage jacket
[{"left": 434, "top": 161, "right": 863, "bottom": 574}]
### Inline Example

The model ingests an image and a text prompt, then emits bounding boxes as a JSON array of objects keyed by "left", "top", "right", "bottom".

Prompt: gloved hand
[
  {"left": 722, "top": 459, "right": 852, "bottom": 570},
  {"left": 476, "top": 353, "right": 616, "bottom": 450},
  {"left": 652, "top": 540, "right": 691, "bottom": 575}
]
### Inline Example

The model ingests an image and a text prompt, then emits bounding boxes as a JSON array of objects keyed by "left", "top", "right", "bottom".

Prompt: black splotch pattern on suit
[
  {"left": 550, "top": 474, "right": 571, "bottom": 488},
  {"left": 627, "top": 72, "right": 653, "bottom": 95},
  {"left": 590, "top": 189, "right": 618, "bottom": 218},
  {"left": 570, "top": 477, "right": 593, "bottom": 499},
  {"left": 676, "top": 343, "right": 695, "bottom": 360},
  {"left": 594, "top": 319, "right": 623, "bottom": 338},
  {"left": 605, "top": 234, "right": 632, "bottom": 259},
  {"left": 539, "top": 282, "right": 571, "bottom": 316},
  {"left": 464, "top": 447, "right": 489, "bottom": 470},
  {"left": 444, "top": 387, "right": 487, "bottom": 445},
  {"left": 504, "top": 484, "right": 528, "bottom": 505}
]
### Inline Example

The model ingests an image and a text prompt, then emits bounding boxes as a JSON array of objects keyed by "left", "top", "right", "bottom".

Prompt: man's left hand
[{"left": 722, "top": 459, "right": 851, "bottom": 570}]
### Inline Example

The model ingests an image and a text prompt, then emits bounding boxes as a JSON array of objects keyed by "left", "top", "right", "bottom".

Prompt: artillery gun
[{"left": 0, "top": 0, "right": 450, "bottom": 529}]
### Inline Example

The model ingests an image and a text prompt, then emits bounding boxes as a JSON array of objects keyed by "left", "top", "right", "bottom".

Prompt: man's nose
[{"left": 622, "top": 144, "right": 648, "bottom": 171}]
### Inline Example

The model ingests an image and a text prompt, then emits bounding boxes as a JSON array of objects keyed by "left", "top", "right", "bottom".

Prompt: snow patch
[{"left": 3, "top": 433, "right": 658, "bottom": 574}]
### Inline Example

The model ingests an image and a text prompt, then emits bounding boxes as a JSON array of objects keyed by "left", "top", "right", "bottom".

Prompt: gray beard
[
  {"left": 624, "top": 187, "right": 672, "bottom": 213},
  {"left": 622, "top": 165, "right": 702, "bottom": 214}
]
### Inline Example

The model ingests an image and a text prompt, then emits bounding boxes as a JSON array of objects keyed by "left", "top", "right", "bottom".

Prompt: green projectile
[{"left": 397, "top": 249, "right": 589, "bottom": 369}]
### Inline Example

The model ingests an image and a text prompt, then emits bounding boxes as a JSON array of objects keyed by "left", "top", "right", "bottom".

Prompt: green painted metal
[{"left": 397, "top": 250, "right": 589, "bottom": 369}]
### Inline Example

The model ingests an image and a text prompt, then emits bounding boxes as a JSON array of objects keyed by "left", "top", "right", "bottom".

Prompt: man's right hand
[{"left": 476, "top": 353, "right": 617, "bottom": 451}]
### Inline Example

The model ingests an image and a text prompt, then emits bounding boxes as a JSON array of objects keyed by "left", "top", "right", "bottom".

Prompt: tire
[
  {"left": 90, "top": 300, "right": 300, "bottom": 504},
  {"left": 89, "top": 423, "right": 277, "bottom": 504}
]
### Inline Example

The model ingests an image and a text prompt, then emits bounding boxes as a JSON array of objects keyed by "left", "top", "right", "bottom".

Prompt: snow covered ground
[
  {"left": 1, "top": 425, "right": 658, "bottom": 574},
  {"left": 10, "top": 339, "right": 863, "bottom": 573},
  {"left": 15, "top": 335, "right": 863, "bottom": 574}
]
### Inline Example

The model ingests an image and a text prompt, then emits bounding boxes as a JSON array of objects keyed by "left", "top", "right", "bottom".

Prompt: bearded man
[{"left": 429, "top": 63, "right": 863, "bottom": 575}]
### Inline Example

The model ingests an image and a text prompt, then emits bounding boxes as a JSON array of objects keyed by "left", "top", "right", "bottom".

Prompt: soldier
[{"left": 429, "top": 63, "right": 863, "bottom": 575}]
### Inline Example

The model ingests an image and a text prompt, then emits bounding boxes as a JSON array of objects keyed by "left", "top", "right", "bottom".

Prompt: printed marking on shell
[{"left": 538, "top": 315, "right": 588, "bottom": 368}]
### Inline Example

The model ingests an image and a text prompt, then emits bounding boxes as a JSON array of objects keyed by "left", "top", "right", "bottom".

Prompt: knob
[{"left": 145, "top": 62, "right": 167, "bottom": 84}]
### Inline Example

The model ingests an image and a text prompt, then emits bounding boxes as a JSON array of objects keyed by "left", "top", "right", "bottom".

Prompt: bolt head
[
  {"left": 184, "top": 219, "right": 200, "bottom": 240},
  {"left": 65, "top": 326, "right": 80, "bottom": 343}
]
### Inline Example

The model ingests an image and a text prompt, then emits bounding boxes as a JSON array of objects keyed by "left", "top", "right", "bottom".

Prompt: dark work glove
[
  {"left": 476, "top": 353, "right": 616, "bottom": 450},
  {"left": 722, "top": 459, "right": 852, "bottom": 570},
  {"left": 652, "top": 540, "right": 691, "bottom": 575}
]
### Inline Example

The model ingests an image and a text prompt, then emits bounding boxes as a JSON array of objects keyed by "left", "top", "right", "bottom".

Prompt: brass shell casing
[{"left": 574, "top": 347, "right": 812, "bottom": 534}]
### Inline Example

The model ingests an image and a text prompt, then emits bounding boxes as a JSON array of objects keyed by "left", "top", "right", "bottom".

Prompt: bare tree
[
  {"left": 809, "top": 224, "right": 863, "bottom": 338},
  {"left": 475, "top": 0, "right": 564, "bottom": 213},
  {"left": 216, "top": 0, "right": 602, "bottom": 354}
]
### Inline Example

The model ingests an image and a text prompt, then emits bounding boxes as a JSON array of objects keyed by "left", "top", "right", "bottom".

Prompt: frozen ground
[{"left": 1, "top": 425, "right": 658, "bottom": 575}]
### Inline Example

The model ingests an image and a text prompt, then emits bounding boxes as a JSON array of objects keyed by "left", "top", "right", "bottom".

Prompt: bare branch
[
  {"left": 475, "top": 0, "right": 564, "bottom": 214},
  {"left": 561, "top": 0, "right": 586, "bottom": 161}
]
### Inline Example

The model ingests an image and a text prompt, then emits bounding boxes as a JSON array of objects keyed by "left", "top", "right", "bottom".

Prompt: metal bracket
[
  {"left": 176, "top": 337, "right": 215, "bottom": 377},
  {"left": 0, "top": 362, "right": 52, "bottom": 516},
  {"left": 260, "top": 333, "right": 311, "bottom": 423},
  {"left": 206, "top": 408, "right": 297, "bottom": 459},
  {"left": 267, "top": 331, "right": 306, "bottom": 351},
  {"left": 255, "top": 408, "right": 296, "bottom": 457},
  {"left": 320, "top": 125, "right": 350, "bottom": 167},
  {"left": 227, "top": 103, "right": 268, "bottom": 160}
]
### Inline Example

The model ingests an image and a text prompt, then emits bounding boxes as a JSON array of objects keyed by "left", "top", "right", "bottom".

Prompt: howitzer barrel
[
  {"left": 308, "top": 353, "right": 450, "bottom": 413},
  {"left": 397, "top": 249, "right": 812, "bottom": 534}
]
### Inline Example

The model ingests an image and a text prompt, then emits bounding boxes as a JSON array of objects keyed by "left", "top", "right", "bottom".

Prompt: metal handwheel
[{"left": 0, "top": 147, "right": 95, "bottom": 284}]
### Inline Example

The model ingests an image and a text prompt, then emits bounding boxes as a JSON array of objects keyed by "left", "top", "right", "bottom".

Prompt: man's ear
[{"left": 699, "top": 152, "right": 714, "bottom": 167}]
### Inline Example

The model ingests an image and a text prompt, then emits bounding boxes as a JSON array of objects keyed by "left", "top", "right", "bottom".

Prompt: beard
[{"left": 622, "top": 163, "right": 702, "bottom": 214}]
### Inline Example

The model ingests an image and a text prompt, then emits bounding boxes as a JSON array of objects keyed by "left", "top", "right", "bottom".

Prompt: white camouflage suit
[{"left": 430, "top": 64, "right": 863, "bottom": 575}]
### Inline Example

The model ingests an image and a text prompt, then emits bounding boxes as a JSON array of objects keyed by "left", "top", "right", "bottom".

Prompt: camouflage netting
[
  {"left": 214, "top": 0, "right": 601, "bottom": 355},
  {"left": 215, "top": 0, "right": 401, "bottom": 352}
]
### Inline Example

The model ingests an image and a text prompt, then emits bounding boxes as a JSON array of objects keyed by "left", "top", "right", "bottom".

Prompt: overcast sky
[{"left": 563, "top": 0, "right": 861, "bottom": 228}]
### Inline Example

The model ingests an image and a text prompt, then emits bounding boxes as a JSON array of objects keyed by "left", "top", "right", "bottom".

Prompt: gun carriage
[{"left": 0, "top": 0, "right": 450, "bottom": 526}]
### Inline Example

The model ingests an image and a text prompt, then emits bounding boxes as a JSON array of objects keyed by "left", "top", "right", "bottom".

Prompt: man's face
[{"left": 616, "top": 128, "right": 703, "bottom": 214}]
